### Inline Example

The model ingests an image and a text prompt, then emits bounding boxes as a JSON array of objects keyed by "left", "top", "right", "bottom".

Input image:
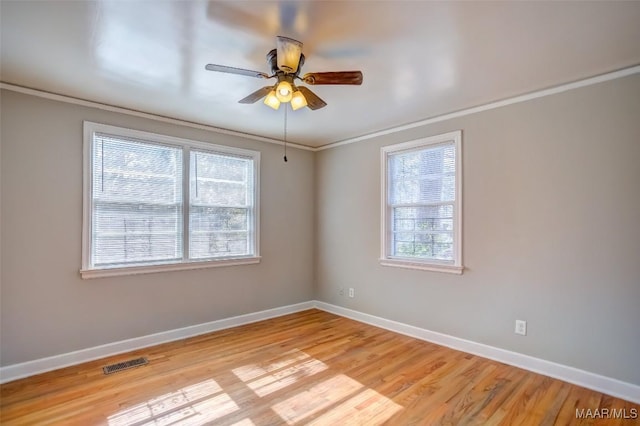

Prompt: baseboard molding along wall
[
  {"left": 313, "top": 301, "right": 640, "bottom": 405},
  {"left": 0, "top": 301, "right": 314, "bottom": 385},
  {"left": 1, "top": 300, "right": 638, "bottom": 404}
]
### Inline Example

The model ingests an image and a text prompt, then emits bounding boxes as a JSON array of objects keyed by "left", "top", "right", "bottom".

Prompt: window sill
[
  {"left": 379, "top": 258, "right": 464, "bottom": 275},
  {"left": 80, "top": 256, "right": 261, "bottom": 279}
]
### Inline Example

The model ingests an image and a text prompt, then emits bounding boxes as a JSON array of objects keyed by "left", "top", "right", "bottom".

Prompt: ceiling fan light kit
[
  {"left": 275, "top": 78, "right": 294, "bottom": 102},
  {"left": 290, "top": 89, "right": 308, "bottom": 111},
  {"left": 263, "top": 90, "right": 281, "bottom": 110},
  {"left": 205, "top": 36, "right": 363, "bottom": 111}
]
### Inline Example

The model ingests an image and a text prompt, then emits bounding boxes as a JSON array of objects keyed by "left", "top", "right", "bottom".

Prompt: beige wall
[
  {"left": 2, "top": 74, "right": 639, "bottom": 386},
  {"left": 316, "top": 74, "right": 640, "bottom": 385},
  {"left": 0, "top": 90, "right": 315, "bottom": 365}
]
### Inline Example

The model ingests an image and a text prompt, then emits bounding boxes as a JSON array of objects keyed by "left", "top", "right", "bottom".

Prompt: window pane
[
  {"left": 191, "top": 152, "right": 251, "bottom": 206},
  {"left": 391, "top": 205, "right": 454, "bottom": 261},
  {"left": 190, "top": 151, "right": 254, "bottom": 259},
  {"left": 389, "top": 145, "right": 455, "bottom": 204},
  {"left": 393, "top": 205, "right": 454, "bottom": 232},
  {"left": 94, "top": 135, "right": 182, "bottom": 204},
  {"left": 190, "top": 231, "right": 249, "bottom": 259},
  {"left": 388, "top": 142, "right": 457, "bottom": 263},
  {"left": 392, "top": 232, "right": 454, "bottom": 261},
  {"left": 190, "top": 207, "right": 249, "bottom": 259},
  {"left": 92, "top": 135, "right": 183, "bottom": 266}
]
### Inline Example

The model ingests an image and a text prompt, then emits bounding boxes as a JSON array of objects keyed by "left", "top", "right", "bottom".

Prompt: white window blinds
[
  {"left": 189, "top": 151, "right": 254, "bottom": 259},
  {"left": 92, "top": 134, "right": 183, "bottom": 267},
  {"left": 83, "top": 122, "right": 260, "bottom": 276},
  {"left": 382, "top": 130, "right": 462, "bottom": 274},
  {"left": 388, "top": 144, "right": 456, "bottom": 262}
]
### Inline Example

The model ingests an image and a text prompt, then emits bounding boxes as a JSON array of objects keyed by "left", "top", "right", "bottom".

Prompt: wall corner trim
[{"left": 313, "top": 301, "right": 640, "bottom": 405}]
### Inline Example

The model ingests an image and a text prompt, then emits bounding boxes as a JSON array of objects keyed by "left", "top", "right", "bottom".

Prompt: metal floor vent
[{"left": 103, "top": 357, "right": 148, "bottom": 375}]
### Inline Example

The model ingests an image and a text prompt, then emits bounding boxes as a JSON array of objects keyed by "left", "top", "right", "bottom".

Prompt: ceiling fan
[{"left": 205, "top": 36, "right": 363, "bottom": 111}]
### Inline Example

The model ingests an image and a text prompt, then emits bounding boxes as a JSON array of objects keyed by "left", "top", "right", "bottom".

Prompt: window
[
  {"left": 82, "top": 122, "right": 260, "bottom": 278},
  {"left": 380, "top": 131, "right": 462, "bottom": 274}
]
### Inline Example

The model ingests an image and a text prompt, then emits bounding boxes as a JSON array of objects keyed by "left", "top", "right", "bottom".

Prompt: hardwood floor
[{"left": 1, "top": 309, "right": 638, "bottom": 425}]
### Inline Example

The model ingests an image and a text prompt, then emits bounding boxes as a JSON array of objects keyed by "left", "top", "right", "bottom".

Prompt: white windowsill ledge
[
  {"left": 379, "top": 258, "right": 464, "bottom": 275},
  {"left": 80, "top": 256, "right": 262, "bottom": 279}
]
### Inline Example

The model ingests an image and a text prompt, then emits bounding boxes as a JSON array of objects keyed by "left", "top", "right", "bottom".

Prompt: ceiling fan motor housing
[{"left": 267, "top": 49, "right": 305, "bottom": 76}]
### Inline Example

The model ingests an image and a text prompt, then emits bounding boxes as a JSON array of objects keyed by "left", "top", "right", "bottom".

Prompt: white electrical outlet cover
[{"left": 515, "top": 320, "right": 527, "bottom": 336}]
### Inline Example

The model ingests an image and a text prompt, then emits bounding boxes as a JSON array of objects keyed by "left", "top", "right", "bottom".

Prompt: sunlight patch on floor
[
  {"left": 306, "top": 388, "right": 403, "bottom": 425},
  {"left": 107, "top": 379, "right": 239, "bottom": 426},
  {"left": 228, "top": 419, "right": 256, "bottom": 426},
  {"left": 271, "top": 374, "right": 364, "bottom": 424},
  {"left": 106, "top": 349, "right": 403, "bottom": 425},
  {"left": 232, "top": 349, "right": 312, "bottom": 382},
  {"left": 233, "top": 349, "right": 328, "bottom": 397}
]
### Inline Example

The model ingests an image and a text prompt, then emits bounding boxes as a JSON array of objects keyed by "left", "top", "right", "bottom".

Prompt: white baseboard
[
  {"left": 0, "top": 301, "right": 314, "bottom": 384},
  {"left": 2, "top": 299, "right": 638, "bottom": 405},
  {"left": 313, "top": 301, "right": 640, "bottom": 404}
]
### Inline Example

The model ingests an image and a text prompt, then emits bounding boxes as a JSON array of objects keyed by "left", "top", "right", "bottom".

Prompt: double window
[
  {"left": 81, "top": 122, "right": 260, "bottom": 278},
  {"left": 381, "top": 131, "right": 463, "bottom": 274}
]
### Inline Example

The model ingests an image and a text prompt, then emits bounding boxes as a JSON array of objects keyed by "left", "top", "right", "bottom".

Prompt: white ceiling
[{"left": 2, "top": 1, "right": 639, "bottom": 148}]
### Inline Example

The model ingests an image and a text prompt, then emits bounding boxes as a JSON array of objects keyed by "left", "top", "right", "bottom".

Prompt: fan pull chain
[
  {"left": 101, "top": 140, "right": 105, "bottom": 192},
  {"left": 194, "top": 153, "right": 198, "bottom": 198},
  {"left": 283, "top": 105, "right": 288, "bottom": 162}
]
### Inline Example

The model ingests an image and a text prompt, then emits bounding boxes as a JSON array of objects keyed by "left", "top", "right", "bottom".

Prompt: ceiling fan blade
[
  {"left": 297, "top": 86, "right": 327, "bottom": 110},
  {"left": 302, "top": 71, "right": 363, "bottom": 85},
  {"left": 238, "top": 86, "right": 274, "bottom": 104},
  {"left": 205, "top": 64, "right": 270, "bottom": 79}
]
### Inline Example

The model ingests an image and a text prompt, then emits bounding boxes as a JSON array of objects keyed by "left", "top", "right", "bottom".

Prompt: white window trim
[
  {"left": 380, "top": 130, "right": 463, "bottom": 274},
  {"left": 81, "top": 121, "right": 261, "bottom": 279}
]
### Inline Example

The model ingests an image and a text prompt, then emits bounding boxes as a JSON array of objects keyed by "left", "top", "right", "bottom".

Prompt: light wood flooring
[{"left": 1, "top": 309, "right": 638, "bottom": 425}]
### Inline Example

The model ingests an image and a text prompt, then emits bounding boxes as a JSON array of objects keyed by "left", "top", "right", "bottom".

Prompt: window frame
[
  {"left": 380, "top": 130, "right": 463, "bottom": 274},
  {"left": 81, "top": 121, "right": 260, "bottom": 279}
]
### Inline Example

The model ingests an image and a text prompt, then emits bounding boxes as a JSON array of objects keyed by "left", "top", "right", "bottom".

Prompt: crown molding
[
  {"left": 3, "top": 64, "right": 639, "bottom": 153},
  {"left": 0, "top": 82, "right": 315, "bottom": 152},
  {"left": 315, "top": 64, "right": 640, "bottom": 151}
]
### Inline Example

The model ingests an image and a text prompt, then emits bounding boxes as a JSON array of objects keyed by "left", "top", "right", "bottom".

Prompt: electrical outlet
[
  {"left": 348, "top": 288, "right": 355, "bottom": 298},
  {"left": 339, "top": 288, "right": 344, "bottom": 296},
  {"left": 515, "top": 320, "right": 527, "bottom": 336}
]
